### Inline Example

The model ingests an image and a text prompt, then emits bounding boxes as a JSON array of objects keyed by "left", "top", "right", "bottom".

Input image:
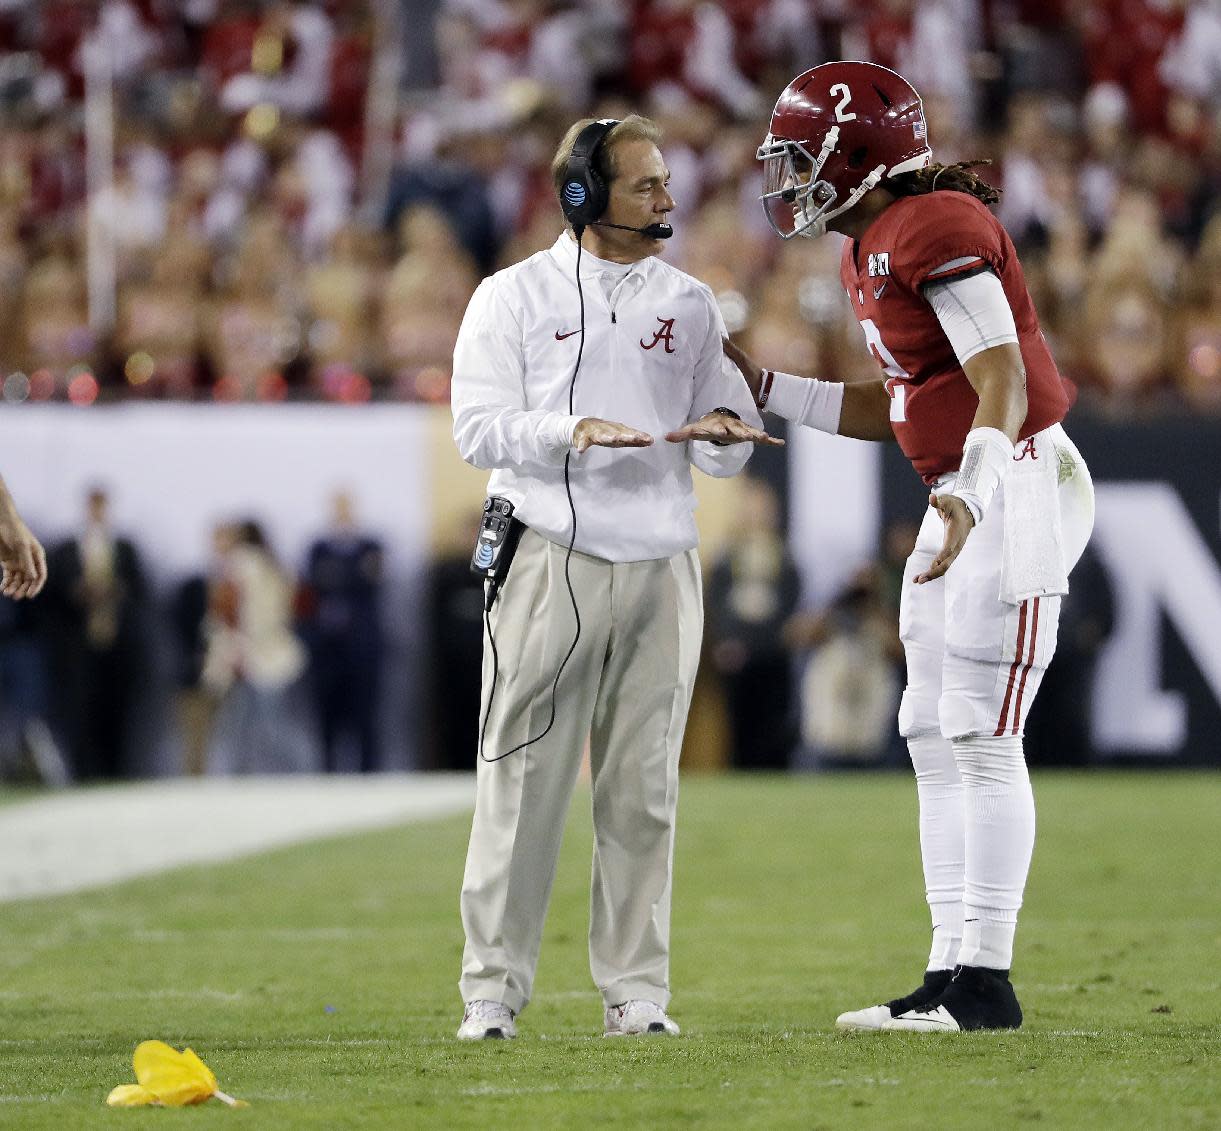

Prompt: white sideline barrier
[{"left": 0, "top": 403, "right": 431, "bottom": 580}]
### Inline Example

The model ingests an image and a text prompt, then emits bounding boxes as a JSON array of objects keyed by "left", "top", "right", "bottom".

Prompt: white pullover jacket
[{"left": 452, "top": 233, "right": 761, "bottom": 562}]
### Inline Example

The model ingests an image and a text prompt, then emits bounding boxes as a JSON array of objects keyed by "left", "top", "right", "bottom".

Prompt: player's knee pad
[
  {"left": 898, "top": 686, "right": 940, "bottom": 739},
  {"left": 937, "top": 691, "right": 980, "bottom": 741},
  {"left": 938, "top": 651, "right": 1051, "bottom": 740}
]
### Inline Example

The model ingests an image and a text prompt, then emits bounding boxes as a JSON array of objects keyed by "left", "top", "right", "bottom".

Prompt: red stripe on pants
[
  {"left": 994, "top": 600, "right": 1028, "bottom": 736},
  {"left": 1010, "top": 596, "right": 1041, "bottom": 735}
]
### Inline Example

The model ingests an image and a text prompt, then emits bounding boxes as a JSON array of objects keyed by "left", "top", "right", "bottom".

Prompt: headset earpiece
[{"left": 561, "top": 118, "right": 618, "bottom": 232}]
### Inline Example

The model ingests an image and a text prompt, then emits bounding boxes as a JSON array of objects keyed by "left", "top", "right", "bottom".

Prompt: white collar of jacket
[{"left": 549, "top": 232, "right": 657, "bottom": 281}]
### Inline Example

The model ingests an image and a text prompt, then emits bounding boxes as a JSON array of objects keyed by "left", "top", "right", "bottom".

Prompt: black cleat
[{"left": 885, "top": 965, "right": 1023, "bottom": 1031}]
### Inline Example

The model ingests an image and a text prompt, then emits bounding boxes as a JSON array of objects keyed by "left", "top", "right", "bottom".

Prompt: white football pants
[{"left": 898, "top": 424, "right": 1095, "bottom": 970}]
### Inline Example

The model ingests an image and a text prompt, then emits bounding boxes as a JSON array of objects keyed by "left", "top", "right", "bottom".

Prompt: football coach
[{"left": 450, "top": 114, "right": 782, "bottom": 1040}]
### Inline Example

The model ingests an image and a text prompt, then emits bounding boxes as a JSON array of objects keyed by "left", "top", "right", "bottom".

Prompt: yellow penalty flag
[{"left": 106, "top": 1040, "right": 247, "bottom": 1108}]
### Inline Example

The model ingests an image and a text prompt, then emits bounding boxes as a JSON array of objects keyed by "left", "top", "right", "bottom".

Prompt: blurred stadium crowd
[{"left": 0, "top": 0, "right": 1216, "bottom": 412}]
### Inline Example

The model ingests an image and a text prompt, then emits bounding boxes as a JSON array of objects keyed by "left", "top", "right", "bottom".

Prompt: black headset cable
[{"left": 478, "top": 234, "right": 587, "bottom": 762}]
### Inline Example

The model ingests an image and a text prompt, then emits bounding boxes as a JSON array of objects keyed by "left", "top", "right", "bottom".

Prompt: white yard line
[{"left": 0, "top": 775, "right": 474, "bottom": 903}]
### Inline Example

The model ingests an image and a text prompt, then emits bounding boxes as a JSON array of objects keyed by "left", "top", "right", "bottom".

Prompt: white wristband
[
  {"left": 764, "top": 370, "right": 844, "bottom": 434},
  {"left": 951, "top": 426, "right": 1013, "bottom": 524}
]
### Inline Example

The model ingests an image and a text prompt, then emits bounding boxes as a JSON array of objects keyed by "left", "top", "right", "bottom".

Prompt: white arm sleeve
[
  {"left": 925, "top": 268, "right": 1019, "bottom": 367},
  {"left": 763, "top": 370, "right": 844, "bottom": 434}
]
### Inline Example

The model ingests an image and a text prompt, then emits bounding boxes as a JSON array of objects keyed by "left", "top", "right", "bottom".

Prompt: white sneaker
[
  {"left": 836, "top": 970, "right": 957, "bottom": 1032},
  {"left": 457, "top": 999, "right": 517, "bottom": 1040},
  {"left": 604, "top": 1000, "right": 680, "bottom": 1037},
  {"left": 835, "top": 1005, "right": 893, "bottom": 1032}
]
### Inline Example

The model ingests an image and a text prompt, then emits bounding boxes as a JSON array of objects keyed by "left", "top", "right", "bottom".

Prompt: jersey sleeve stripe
[
  {"left": 929, "top": 256, "right": 986, "bottom": 274},
  {"left": 920, "top": 262, "right": 993, "bottom": 288},
  {"left": 924, "top": 256, "right": 987, "bottom": 283}
]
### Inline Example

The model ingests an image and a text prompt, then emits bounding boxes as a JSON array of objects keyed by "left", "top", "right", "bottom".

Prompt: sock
[
  {"left": 907, "top": 733, "right": 964, "bottom": 971},
  {"left": 952, "top": 733, "right": 1034, "bottom": 970},
  {"left": 929, "top": 900, "right": 964, "bottom": 971}
]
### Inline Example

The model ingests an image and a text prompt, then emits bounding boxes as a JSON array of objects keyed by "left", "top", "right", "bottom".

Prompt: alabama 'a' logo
[
  {"left": 640, "top": 317, "right": 676, "bottom": 353},
  {"left": 1013, "top": 437, "right": 1039, "bottom": 461}
]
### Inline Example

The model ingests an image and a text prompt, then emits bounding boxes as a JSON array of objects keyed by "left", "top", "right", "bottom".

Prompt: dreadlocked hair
[{"left": 884, "top": 160, "right": 1000, "bottom": 206}]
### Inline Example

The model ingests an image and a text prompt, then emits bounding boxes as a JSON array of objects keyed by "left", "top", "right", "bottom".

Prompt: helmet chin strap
[
  {"left": 811, "top": 125, "right": 840, "bottom": 179},
  {"left": 795, "top": 164, "right": 886, "bottom": 239},
  {"left": 785, "top": 124, "right": 842, "bottom": 240}
]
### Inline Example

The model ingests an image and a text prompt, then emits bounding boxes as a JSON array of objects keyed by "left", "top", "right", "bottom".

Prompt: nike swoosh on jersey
[{"left": 555, "top": 328, "right": 580, "bottom": 340}]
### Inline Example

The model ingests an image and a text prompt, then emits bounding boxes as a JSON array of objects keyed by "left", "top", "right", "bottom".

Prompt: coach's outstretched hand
[
  {"left": 573, "top": 417, "right": 654, "bottom": 453},
  {"left": 914, "top": 493, "right": 975, "bottom": 584},
  {"left": 0, "top": 479, "right": 46, "bottom": 600},
  {"left": 665, "top": 412, "right": 784, "bottom": 447}
]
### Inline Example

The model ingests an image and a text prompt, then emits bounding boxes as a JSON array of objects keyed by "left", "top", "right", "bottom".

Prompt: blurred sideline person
[
  {"left": 171, "top": 522, "right": 236, "bottom": 776},
  {"left": 45, "top": 488, "right": 149, "bottom": 781},
  {"left": 202, "top": 521, "right": 320, "bottom": 775},
  {"left": 727, "top": 62, "right": 1095, "bottom": 1032},
  {"left": 425, "top": 509, "right": 486, "bottom": 772},
  {"left": 705, "top": 477, "right": 801, "bottom": 770},
  {"left": 792, "top": 567, "right": 902, "bottom": 767},
  {"left": 450, "top": 114, "right": 780, "bottom": 1040},
  {"left": 302, "top": 491, "right": 384, "bottom": 773}
]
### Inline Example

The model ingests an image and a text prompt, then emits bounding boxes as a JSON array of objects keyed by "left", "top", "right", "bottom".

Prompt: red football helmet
[{"left": 758, "top": 61, "right": 932, "bottom": 240}]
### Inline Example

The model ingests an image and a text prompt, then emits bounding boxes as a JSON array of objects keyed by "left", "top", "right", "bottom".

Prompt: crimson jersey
[{"left": 840, "top": 191, "right": 1070, "bottom": 484}]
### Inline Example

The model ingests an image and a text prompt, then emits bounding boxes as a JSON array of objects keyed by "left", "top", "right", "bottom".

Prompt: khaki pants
[{"left": 459, "top": 529, "right": 703, "bottom": 1015}]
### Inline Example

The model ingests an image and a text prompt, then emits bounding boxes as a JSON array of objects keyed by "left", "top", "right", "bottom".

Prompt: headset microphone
[{"left": 589, "top": 220, "right": 674, "bottom": 240}]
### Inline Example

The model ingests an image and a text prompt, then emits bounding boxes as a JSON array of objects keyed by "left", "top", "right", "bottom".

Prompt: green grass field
[{"left": 1, "top": 773, "right": 1218, "bottom": 1129}]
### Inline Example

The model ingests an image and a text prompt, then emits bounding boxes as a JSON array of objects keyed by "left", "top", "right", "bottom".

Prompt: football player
[{"left": 725, "top": 62, "right": 1095, "bottom": 1031}]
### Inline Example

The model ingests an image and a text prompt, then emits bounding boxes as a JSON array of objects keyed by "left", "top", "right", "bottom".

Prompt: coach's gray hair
[{"left": 550, "top": 114, "right": 663, "bottom": 204}]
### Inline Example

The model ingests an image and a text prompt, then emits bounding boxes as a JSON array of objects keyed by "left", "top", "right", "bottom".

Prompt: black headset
[{"left": 560, "top": 118, "right": 618, "bottom": 233}]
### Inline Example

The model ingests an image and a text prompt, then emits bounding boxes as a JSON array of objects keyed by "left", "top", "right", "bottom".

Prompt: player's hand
[
  {"left": 721, "top": 337, "right": 764, "bottom": 401},
  {"left": 914, "top": 493, "right": 974, "bottom": 584},
  {"left": 664, "top": 412, "right": 784, "bottom": 446},
  {"left": 0, "top": 498, "right": 48, "bottom": 600},
  {"left": 572, "top": 417, "right": 654, "bottom": 453}
]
